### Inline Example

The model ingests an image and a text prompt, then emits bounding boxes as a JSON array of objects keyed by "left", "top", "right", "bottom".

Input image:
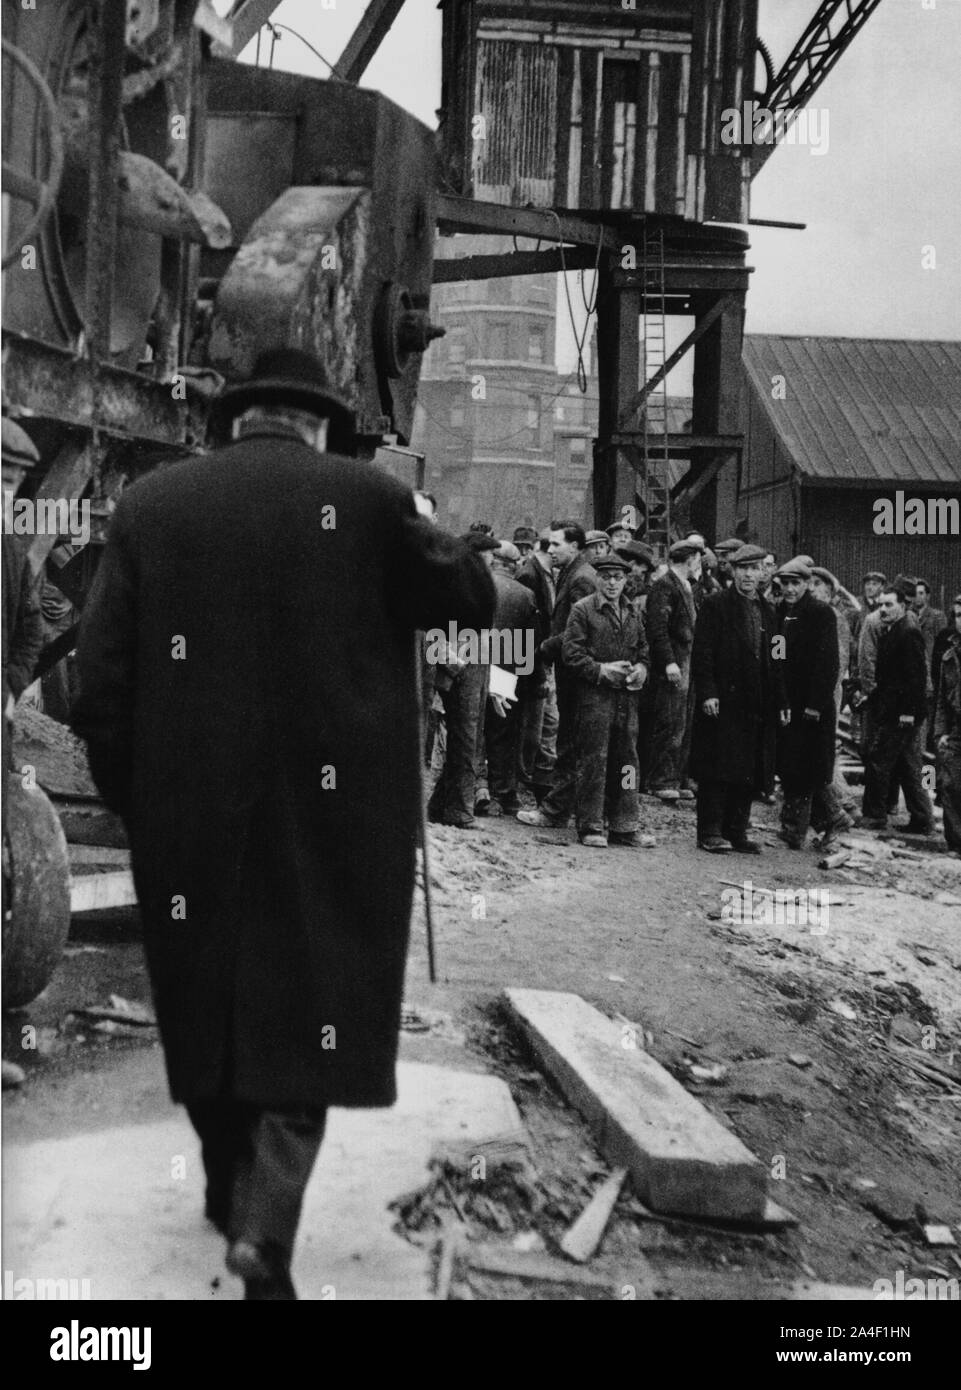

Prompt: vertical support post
[
  {"left": 690, "top": 291, "right": 745, "bottom": 539},
  {"left": 83, "top": 0, "right": 127, "bottom": 362},
  {"left": 593, "top": 264, "right": 640, "bottom": 527}
]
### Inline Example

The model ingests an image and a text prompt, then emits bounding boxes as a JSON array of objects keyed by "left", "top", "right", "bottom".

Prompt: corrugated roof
[{"left": 743, "top": 336, "right": 961, "bottom": 487}]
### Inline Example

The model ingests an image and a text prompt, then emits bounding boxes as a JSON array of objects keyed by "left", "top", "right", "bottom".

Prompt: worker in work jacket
[
  {"left": 933, "top": 596, "right": 961, "bottom": 854},
  {"left": 562, "top": 554, "right": 649, "bottom": 847}
]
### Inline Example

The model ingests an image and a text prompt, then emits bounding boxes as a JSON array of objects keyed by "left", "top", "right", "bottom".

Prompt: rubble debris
[
  {"left": 923, "top": 1225, "right": 956, "bottom": 1248},
  {"left": 788, "top": 1053, "right": 813, "bottom": 1069},
  {"left": 70, "top": 994, "right": 156, "bottom": 1027},
  {"left": 559, "top": 1166, "right": 628, "bottom": 1264},
  {"left": 2, "top": 1061, "right": 26, "bottom": 1089},
  {"left": 464, "top": 1242, "right": 617, "bottom": 1291}
]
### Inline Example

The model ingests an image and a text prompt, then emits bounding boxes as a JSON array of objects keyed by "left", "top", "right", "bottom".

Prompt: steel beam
[
  {"left": 618, "top": 296, "right": 738, "bottom": 430},
  {"left": 225, "top": 0, "right": 284, "bottom": 56},
  {"left": 433, "top": 247, "right": 598, "bottom": 283},
  {"left": 83, "top": 0, "right": 126, "bottom": 362},
  {"left": 436, "top": 194, "right": 620, "bottom": 253},
  {"left": 333, "top": 0, "right": 408, "bottom": 83},
  {"left": 614, "top": 434, "right": 743, "bottom": 453}
]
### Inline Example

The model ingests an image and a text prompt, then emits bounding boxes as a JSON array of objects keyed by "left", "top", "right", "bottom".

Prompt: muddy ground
[{"left": 4, "top": 794, "right": 960, "bottom": 1299}]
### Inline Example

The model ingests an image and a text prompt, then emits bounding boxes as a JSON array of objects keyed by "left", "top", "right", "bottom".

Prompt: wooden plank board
[
  {"left": 560, "top": 1166, "right": 628, "bottom": 1263},
  {"left": 70, "top": 871, "right": 137, "bottom": 914},
  {"left": 504, "top": 989, "right": 767, "bottom": 1221}
]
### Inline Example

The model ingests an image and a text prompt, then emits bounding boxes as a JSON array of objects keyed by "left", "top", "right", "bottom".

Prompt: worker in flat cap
[
  {"left": 585, "top": 529, "right": 611, "bottom": 562},
  {"left": 515, "top": 527, "right": 558, "bottom": 803},
  {"left": 690, "top": 544, "right": 789, "bottom": 853},
  {"left": 429, "top": 531, "right": 500, "bottom": 826},
  {"left": 615, "top": 539, "right": 656, "bottom": 611},
  {"left": 809, "top": 565, "right": 860, "bottom": 833},
  {"left": 561, "top": 555, "right": 653, "bottom": 848},
  {"left": 512, "top": 526, "right": 537, "bottom": 558},
  {"left": 774, "top": 559, "right": 844, "bottom": 850},
  {"left": 74, "top": 348, "right": 495, "bottom": 1299},
  {"left": 606, "top": 518, "right": 635, "bottom": 548},
  {"left": 2, "top": 419, "right": 45, "bottom": 718},
  {"left": 481, "top": 541, "right": 539, "bottom": 816},
  {"left": 713, "top": 537, "right": 742, "bottom": 591},
  {"left": 646, "top": 539, "right": 704, "bottom": 803}
]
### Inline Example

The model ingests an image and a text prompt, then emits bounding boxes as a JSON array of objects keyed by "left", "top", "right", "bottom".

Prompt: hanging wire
[
  {"left": 263, "top": 22, "right": 348, "bottom": 81},
  {"left": 549, "top": 211, "right": 604, "bottom": 393}
]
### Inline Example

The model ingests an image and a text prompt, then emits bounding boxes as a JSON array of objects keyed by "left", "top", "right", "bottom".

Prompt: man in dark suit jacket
[
  {"left": 518, "top": 521, "right": 596, "bottom": 827},
  {"left": 861, "top": 584, "right": 934, "bottom": 833},
  {"left": 774, "top": 560, "right": 841, "bottom": 848},
  {"left": 481, "top": 542, "right": 538, "bottom": 814},
  {"left": 516, "top": 537, "right": 556, "bottom": 798},
  {"left": 690, "top": 545, "right": 789, "bottom": 854},
  {"left": 646, "top": 539, "right": 703, "bottom": 801},
  {"left": 73, "top": 350, "right": 494, "bottom": 1298}
]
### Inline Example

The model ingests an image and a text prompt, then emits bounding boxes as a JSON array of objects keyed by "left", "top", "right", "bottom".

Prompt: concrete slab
[
  {"left": 505, "top": 988, "right": 767, "bottom": 1221},
  {"left": 2, "top": 1061, "right": 525, "bottom": 1301}
]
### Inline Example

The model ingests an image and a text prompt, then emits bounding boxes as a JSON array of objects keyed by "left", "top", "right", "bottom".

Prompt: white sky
[{"left": 225, "top": 0, "right": 961, "bottom": 376}]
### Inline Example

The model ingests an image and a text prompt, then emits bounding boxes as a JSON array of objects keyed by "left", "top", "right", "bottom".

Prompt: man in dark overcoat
[
  {"left": 646, "top": 538, "right": 703, "bottom": 802},
  {"left": 518, "top": 521, "right": 597, "bottom": 828},
  {"left": 482, "top": 542, "right": 538, "bottom": 815},
  {"left": 562, "top": 555, "right": 650, "bottom": 847},
  {"left": 690, "top": 544, "right": 789, "bottom": 854},
  {"left": 516, "top": 533, "right": 555, "bottom": 798},
  {"left": 774, "top": 559, "right": 841, "bottom": 848},
  {"left": 72, "top": 349, "right": 494, "bottom": 1298}
]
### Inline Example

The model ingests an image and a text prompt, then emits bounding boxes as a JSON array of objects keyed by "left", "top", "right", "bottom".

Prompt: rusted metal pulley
[{"left": 3, "top": 773, "right": 71, "bottom": 1009}]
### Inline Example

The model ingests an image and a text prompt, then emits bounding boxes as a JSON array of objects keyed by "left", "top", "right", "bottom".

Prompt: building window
[
  {"left": 528, "top": 327, "right": 545, "bottom": 363},
  {"left": 448, "top": 327, "right": 466, "bottom": 365},
  {"left": 526, "top": 396, "right": 540, "bottom": 448},
  {"left": 488, "top": 322, "right": 509, "bottom": 360},
  {"left": 570, "top": 436, "right": 587, "bottom": 457}
]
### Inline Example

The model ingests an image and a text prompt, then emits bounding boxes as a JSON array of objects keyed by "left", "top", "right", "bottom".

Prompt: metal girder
[
  {"left": 753, "top": 0, "right": 884, "bottom": 173},
  {"left": 433, "top": 247, "right": 598, "bottom": 283},
  {"left": 614, "top": 434, "right": 743, "bottom": 454},
  {"left": 332, "top": 0, "right": 408, "bottom": 83},
  {"left": 2, "top": 335, "right": 209, "bottom": 453},
  {"left": 618, "top": 296, "right": 739, "bottom": 430},
  {"left": 436, "top": 194, "right": 619, "bottom": 253}
]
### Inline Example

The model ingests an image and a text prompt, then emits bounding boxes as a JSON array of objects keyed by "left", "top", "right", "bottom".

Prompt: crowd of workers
[{"left": 416, "top": 500, "right": 961, "bottom": 860}]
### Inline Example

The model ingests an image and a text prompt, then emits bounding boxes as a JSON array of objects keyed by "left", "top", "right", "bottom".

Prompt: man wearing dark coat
[
  {"left": 482, "top": 542, "right": 538, "bottom": 815},
  {"left": 562, "top": 555, "right": 650, "bottom": 847},
  {"left": 860, "top": 585, "right": 934, "bottom": 834},
  {"left": 934, "top": 595, "right": 961, "bottom": 856},
  {"left": 646, "top": 539, "right": 703, "bottom": 802},
  {"left": 690, "top": 544, "right": 789, "bottom": 854},
  {"left": 72, "top": 349, "right": 495, "bottom": 1299},
  {"left": 2, "top": 419, "right": 45, "bottom": 714},
  {"left": 516, "top": 536, "right": 555, "bottom": 798},
  {"left": 774, "top": 560, "right": 841, "bottom": 849},
  {"left": 518, "top": 522, "right": 597, "bottom": 828}
]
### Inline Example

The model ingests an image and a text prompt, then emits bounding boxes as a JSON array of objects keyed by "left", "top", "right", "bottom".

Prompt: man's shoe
[
  {"left": 728, "top": 838, "right": 762, "bottom": 855},
  {"left": 896, "top": 820, "right": 935, "bottom": 835},
  {"left": 517, "top": 808, "right": 563, "bottom": 828},
  {"left": 655, "top": 789, "right": 680, "bottom": 802},
  {"left": 610, "top": 831, "right": 656, "bottom": 848},
  {"left": 444, "top": 815, "right": 477, "bottom": 830},
  {"left": 776, "top": 829, "right": 803, "bottom": 849},
  {"left": 697, "top": 836, "right": 729, "bottom": 853},
  {"left": 677, "top": 788, "right": 695, "bottom": 801},
  {"left": 859, "top": 818, "right": 887, "bottom": 831},
  {"left": 474, "top": 791, "right": 491, "bottom": 816},
  {"left": 226, "top": 1239, "right": 297, "bottom": 1301},
  {"left": 579, "top": 833, "right": 609, "bottom": 848}
]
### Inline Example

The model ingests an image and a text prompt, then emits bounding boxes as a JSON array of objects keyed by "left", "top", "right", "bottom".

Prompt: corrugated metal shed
[{"left": 743, "top": 336, "right": 961, "bottom": 487}]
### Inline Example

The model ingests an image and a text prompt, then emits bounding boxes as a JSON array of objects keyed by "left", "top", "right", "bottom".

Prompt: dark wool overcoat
[
  {"left": 690, "top": 586, "right": 786, "bottom": 791},
  {"left": 776, "top": 592, "right": 840, "bottom": 791},
  {"left": 72, "top": 424, "right": 494, "bottom": 1110}
]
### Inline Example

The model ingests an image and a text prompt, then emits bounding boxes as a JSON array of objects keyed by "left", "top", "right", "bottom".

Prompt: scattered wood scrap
[{"left": 560, "top": 1167, "right": 628, "bottom": 1264}]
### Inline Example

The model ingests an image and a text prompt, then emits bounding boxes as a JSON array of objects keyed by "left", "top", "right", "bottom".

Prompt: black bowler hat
[{"left": 211, "top": 348, "right": 355, "bottom": 443}]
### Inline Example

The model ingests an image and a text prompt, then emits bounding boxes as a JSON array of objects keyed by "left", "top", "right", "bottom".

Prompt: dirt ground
[{"left": 4, "top": 793, "right": 960, "bottom": 1299}]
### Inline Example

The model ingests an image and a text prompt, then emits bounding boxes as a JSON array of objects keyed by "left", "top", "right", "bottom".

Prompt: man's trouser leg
[
  {"left": 519, "top": 692, "right": 545, "bottom": 783},
  {"left": 574, "top": 689, "right": 613, "bottom": 837},
  {"left": 938, "top": 737, "right": 961, "bottom": 851},
  {"left": 486, "top": 696, "right": 523, "bottom": 807},
  {"left": 540, "top": 672, "right": 579, "bottom": 824},
  {"left": 696, "top": 779, "right": 727, "bottom": 841},
  {"left": 862, "top": 717, "right": 902, "bottom": 823},
  {"left": 721, "top": 785, "right": 754, "bottom": 844},
  {"left": 811, "top": 780, "right": 850, "bottom": 835},
  {"left": 538, "top": 671, "right": 558, "bottom": 768},
  {"left": 780, "top": 782, "right": 813, "bottom": 844},
  {"left": 647, "top": 671, "right": 687, "bottom": 793},
  {"left": 428, "top": 664, "right": 488, "bottom": 824},
  {"left": 187, "top": 1101, "right": 326, "bottom": 1263},
  {"left": 896, "top": 724, "right": 934, "bottom": 828},
  {"left": 606, "top": 695, "right": 641, "bottom": 834}
]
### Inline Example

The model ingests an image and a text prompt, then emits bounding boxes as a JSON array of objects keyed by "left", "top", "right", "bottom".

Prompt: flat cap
[
  {"left": 512, "top": 526, "right": 537, "bottom": 545},
  {"left": 461, "top": 531, "right": 499, "bottom": 553},
  {"left": 615, "top": 540, "right": 655, "bottom": 568},
  {"left": 669, "top": 539, "right": 704, "bottom": 561},
  {"left": 792, "top": 554, "right": 816, "bottom": 568},
  {"left": 494, "top": 541, "right": 521, "bottom": 563},
  {"left": 585, "top": 530, "right": 610, "bottom": 545},
  {"left": 811, "top": 566, "right": 840, "bottom": 592},
  {"left": 862, "top": 570, "right": 886, "bottom": 584},
  {"left": 715, "top": 537, "right": 743, "bottom": 555},
  {"left": 776, "top": 558, "right": 813, "bottom": 581},
  {"left": 729, "top": 543, "right": 768, "bottom": 567},
  {"left": 606, "top": 520, "right": 635, "bottom": 537},
  {"left": 2, "top": 417, "right": 39, "bottom": 469},
  {"left": 594, "top": 554, "right": 631, "bottom": 573}
]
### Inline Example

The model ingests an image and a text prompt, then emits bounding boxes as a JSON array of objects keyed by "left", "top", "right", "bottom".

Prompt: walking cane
[{"left": 413, "top": 632, "right": 437, "bottom": 983}]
